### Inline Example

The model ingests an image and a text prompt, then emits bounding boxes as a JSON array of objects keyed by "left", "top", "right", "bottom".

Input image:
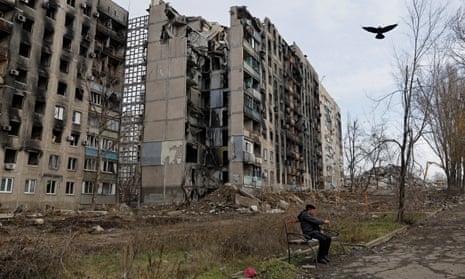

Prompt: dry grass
[{"left": 1, "top": 189, "right": 446, "bottom": 278}]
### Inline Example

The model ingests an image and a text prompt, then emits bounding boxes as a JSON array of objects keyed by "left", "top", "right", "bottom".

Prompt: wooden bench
[
  {"left": 284, "top": 220, "right": 346, "bottom": 264},
  {"left": 284, "top": 220, "right": 319, "bottom": 264}
]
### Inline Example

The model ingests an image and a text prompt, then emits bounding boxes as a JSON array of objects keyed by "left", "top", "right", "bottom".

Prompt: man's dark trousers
[{"left": 309, "top": 232, "right": 331, "bottom": 259}]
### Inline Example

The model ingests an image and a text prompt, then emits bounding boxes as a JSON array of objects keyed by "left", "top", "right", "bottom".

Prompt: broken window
[
  {"left": 59, "top": 59, "right": 69, "bottom": 73},
  {"left": 65, "top": 13, "right": 74, "bottom": 27},
  {"left": 40, "top": 52, "right": 51, "bottom": 67},
  {"left": 24, "top": 179, "right": 36, "bottom": 194},
  {"left": 82, "top": 181, "right": 94, "bottom": 194},
  {"left": 65, "top": 181, "right": 75, "bottom": 195},
  {"left": 52, "top": 129, "right": 62, "bottom": 143},
  {"left": 62, "top": 36, "right": 72, "bottom": 50},
  {"left": 79, "top": 45, "right": 88, "bottom": 57},
  {"left": 69, "top": 133, "right": 79, "bottom": 146},
  {"left": 57, "top": 81, "right": 67, "bottom": 95},
  {"left": 4, "top": 149, "right": 17, "bottom": 163},
  {"left": 12, "top": 94, "right": 24, "bottom": 109},
  {"left": 81, "top": 24, "right": 90, "bottom": 37},
  {"left": 48, "top": 155, "right": 60, "bottom": 170},
  {"left": 101, "top": 183, "right": 115, "bottom": 195},
  {"left": 0, "top": 178, "right": 13, "bottom": 193},
  {"left": 67, "top": 157, "right": 78, "bottom": 170},
  {"left": 186, "top": 143, "right": 197, "bottom": 163},
  {"left": 23, "top": 18, "right": 33, "bottom": 32},
  {"left": 28, "top": 151, "right": 40, "bottom": 165},
  {"left": 34, "top": 100, "right": 46, "bottom": 114},
  {"left": 9, "top": 122, "right": 20, "bottom": 136},
  {"left": 43, "top": 27, "right": 54, "bottom": 43},
  {"left": 38, "top": 76, "right": 48, "bottom": 91},
  {"left": 54, "top": 106, "right": 64, "bottom": 120},
  {"left": 46, "top": 180, "right": 57, "bottom": 194},
  {"left": 31, "top": 125, "right": 42, "bottom": 140},
  {"left": 84, "top": 159, "right": 97, "bottom": 171},
  {"left": 16, "top": 69, "right": 27, "bottom": 84},
  {"left": 66, "top": 0, "right": 75, "bottom": 7},
  {"left": 75, "top": 88, "right": 84, "bottom": 101},
  {"left": 45, "top": 6, "right": 57, "bottom": 19},
  {"left": 19, "top": 43, "right": 31, "bottom": 58},
  {"left": 102, "top": 159, "right": 116, "bottom": 173}
]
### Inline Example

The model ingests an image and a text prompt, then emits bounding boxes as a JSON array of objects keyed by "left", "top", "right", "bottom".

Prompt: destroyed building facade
[
  {"left": 320, "top": 85, "right": 343, "bottom": 189},
  {"left": 0, "top": 0, "right": 128, "bottom": 209},
  {"left": 137, "top": 1, "right": 342, "bottom": 205}
]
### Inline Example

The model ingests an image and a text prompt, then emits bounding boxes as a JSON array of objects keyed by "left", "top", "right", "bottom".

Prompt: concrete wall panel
[
  {"left": 145, "top": 100, "right": 166, "bottom": 121},
  {"left": 168, "top": 77, "right": 186, "bottom": 98},
  {"left": 146, "top": 80, "right": 167, "bottom": 101},
  {"left": 167, "top": 98, "right": 185, "bottom": 119},
  {"left": 167, "top": 56, "right": 186, "bottom": 78},
  {"left": 143, "top": 121, "right": 165, "bottom": 142},
  {"left": 164, "top": 119, "right": 184, "bottom": 140}
]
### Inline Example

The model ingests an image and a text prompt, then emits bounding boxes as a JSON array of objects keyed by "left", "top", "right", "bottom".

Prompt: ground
[
  {"left": 308, "top": 198, "right": 465, "bottom": 278},
  {"left": 0, "top": 186, "right": 460, "bottom": 278}
]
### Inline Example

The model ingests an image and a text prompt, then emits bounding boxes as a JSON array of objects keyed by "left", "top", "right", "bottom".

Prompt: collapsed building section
[
  {"left": 139, "top": 1, "right": 341, "bottom": 205},
  {"left": 141, "top": 2, "right": 229, "bottom": 204}
]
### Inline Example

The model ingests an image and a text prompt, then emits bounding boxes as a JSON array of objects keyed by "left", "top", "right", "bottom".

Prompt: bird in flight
[{"left": 362, "top": 24, "right": 398, "bottom": 39}]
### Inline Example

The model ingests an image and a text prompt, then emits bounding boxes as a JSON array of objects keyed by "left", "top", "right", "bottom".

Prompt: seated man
[{"left": 298, "top": 204, "right": 331, "bottom": 264}]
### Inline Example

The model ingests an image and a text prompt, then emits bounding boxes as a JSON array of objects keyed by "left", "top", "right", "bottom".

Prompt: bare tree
[
  {"left": 359, "top": 122, "right": 390, "bottom": 191},
  {"left": 82, "top": 53, "right": 124, "bottom": 210},
  {"left": 388, "top": 0, "right": 448, "bottom": 222},
  {"left": 343, "top": 116, "right": 365, "bottom": 191},
  {"left": 423, "top": 63, "right": 465, "bottom": 194}
]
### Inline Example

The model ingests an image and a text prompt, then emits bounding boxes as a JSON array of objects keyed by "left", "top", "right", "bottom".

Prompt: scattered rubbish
[
  {"left": 89, "top": 225, "right": 105, "bottom": 234},
  {"left": 244, "top": 266, "right": 257, "bottom": 278}
]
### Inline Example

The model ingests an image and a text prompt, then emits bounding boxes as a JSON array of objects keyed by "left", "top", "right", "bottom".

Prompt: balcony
[
  {"left": 243, "top": 151, "right": 255, "bottom": 164},
  {"left": 0, "top": 46, "right": 7, "bottom": 62},
  {"left": 244, "top": 106, "right": 261, "bottom": 122},
  {"left": 243, "top": 61, "right": 260, "bottom": 80},
  {"left": 245, "top": 87, "right": 262, "bottom": 101},
  {"left": 0, "top": 17, "right": 13, "bottom": 35},
  {"left": 85, "top": 147, "right": 119, "bottom": 160}
]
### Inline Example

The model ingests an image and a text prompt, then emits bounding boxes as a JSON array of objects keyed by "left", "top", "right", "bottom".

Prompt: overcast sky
[{"left": 114, "top": 0, "right": 461, "bottom": 175}]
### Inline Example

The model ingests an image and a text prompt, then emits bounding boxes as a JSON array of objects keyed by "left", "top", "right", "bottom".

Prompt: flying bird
[{"left": 362, "top": 24, "right": 398, "bottom": 39}]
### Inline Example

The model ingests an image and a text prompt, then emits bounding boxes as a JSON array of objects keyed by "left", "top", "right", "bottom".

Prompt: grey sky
[{"left": 113, "top": 0, "right": 416, "bottom": 120}]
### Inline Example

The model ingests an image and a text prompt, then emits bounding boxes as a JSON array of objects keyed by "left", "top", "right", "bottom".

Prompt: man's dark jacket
[{"left": 298, "top": 210, "right": 325, "bottom": 235}]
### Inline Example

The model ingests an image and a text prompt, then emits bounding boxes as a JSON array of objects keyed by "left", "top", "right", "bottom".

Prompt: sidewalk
[{"left": 307, "top": 201, "right": 465, "bottom": 279}]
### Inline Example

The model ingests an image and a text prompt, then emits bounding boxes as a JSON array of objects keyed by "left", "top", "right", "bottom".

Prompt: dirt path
[{"left": 307, "top": 202, "right": 465, "bottom": 279}]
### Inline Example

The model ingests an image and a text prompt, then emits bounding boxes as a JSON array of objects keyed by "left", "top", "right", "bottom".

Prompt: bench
[
  {"left": 284, "top": 220, "right": 319, "bottom": 264},
  {"left": 284, "top": 219, "right": 345, "bottom": 264}
]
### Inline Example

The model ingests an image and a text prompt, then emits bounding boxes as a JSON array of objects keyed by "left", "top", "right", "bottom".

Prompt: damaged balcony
[{"left": 0, "top": 16, "right": 12, "bottom": 36}]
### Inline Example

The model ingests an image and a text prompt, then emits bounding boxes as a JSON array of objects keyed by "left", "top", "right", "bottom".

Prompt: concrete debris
[
  {"left": 166, "top": 210, "right": 183, "bottom": 217},
  {"left": 278, "top": 200, "right": 290, "bottom": 210},
  {"left": 267, "top": 208, "right": 285, "bottom": 214},
  {"left": 250, "top": 205, "right": 259, "bottom": 212},
  {"left": 33, "top": 218, "right": 44, "bottom": 225},
  {"left": 89, "top": 225, "right": 105, "bottom": 234},
  {"left": 235, "top": 194, "right": 260, "bottom": 208}
]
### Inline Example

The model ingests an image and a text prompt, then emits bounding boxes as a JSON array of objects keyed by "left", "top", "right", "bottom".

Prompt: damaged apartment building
[
  {"left": 0, "top": 0, "right": 127, "bottom": 209},
  {"left": 138, "top": 1, "right": 342, "bottom": 205}
]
